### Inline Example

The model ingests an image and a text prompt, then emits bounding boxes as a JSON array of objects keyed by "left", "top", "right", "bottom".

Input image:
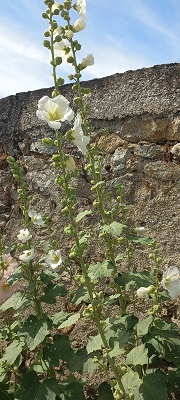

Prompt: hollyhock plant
[
  {"left": 0, "top": 254, "right": 18, "bottom": 303},
  {"left": 161, "top": 266, "right": 180, "bottom": 300},
  {"left": 28, "top": 209, "right": 45, "bottom": 226},
  {"left": 19, "top": 248, "right": 35, "bottom": 263},
  {"left": 71, "top": 114, "right": 90, "bottom": 155},
  {"left": 17, "top": 228, "right": 32, "bottom": 243},
  {"left": 75, "top": 0, "right": 86, "bottom": 18},
  {"left": 45, "top": 249, "right": 62, "bottom": 269},
  {"left": 36, "top": 95, "right": 74, "bottom": 129}
]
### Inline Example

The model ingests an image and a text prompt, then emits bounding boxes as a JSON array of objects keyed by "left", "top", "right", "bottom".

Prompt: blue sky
[{"left": 0, "top": 0, "right": 179, "bottom": 99}]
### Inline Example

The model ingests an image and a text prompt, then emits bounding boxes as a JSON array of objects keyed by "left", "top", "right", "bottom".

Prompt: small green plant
[{"left": 0, "top": 1, "right": 180, "bottom": 399}]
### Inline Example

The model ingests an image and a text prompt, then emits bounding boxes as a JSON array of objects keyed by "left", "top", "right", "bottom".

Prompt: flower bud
[
  {"left": 42, "top": 12, "right": 49, "bottom": 19},
  {"left": 55, "top": 56, "right": 63, "bottom": 65},
  {"left": 44, "top": 30, "right": 51, "bottom": 37},
  {"left": 42, "top": 137, "right": 53, "bottom": 146},
  {"left": 67, "top": 56, "right": 74, "bottom": 63},
  {"left": 43, "top": 40, "right": 51, "bottom": 48}
]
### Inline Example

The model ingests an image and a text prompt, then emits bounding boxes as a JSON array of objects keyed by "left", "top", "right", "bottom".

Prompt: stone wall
[{"left": 0, "top": 62, "right": 180, "bottom": 269}]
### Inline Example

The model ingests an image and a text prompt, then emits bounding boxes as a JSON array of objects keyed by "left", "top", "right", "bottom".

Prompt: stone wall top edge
[{"left": 0, "top": 62, "right": 179, "bottom": 102}]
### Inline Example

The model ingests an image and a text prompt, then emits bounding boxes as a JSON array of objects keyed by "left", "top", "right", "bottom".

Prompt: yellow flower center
[
  {"left": 53, "top": 255, "right": 59, "bottom": 263},
  {"left": 48, "top": 109, "right": 61, "bottom": 121}
]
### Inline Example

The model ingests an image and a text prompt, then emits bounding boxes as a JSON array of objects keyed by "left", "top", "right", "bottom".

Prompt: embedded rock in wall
[{"left": 0, "top": 62, "right": 180, "bottom": 269}]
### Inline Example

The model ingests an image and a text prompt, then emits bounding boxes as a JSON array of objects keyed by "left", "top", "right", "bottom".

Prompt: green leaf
[
  {"left": 86, "top": 334, "right": 103, "bottom": 354},
  {"left": 51, "top": 311, "right": 69, "bottom": 326},
  {"left": 43, "top": 334, "right": 74, "bottom": 366},
  {"left": 0, "top": 363, "right": 7, "bottom": 383},
  {"left": 0, "top": 292, "right": 30, "bottom": 313},
  {"left": 3, "top": 244, "right": 17, "bottom": 254},
  {"left": 115, "top": 253, "right": 127, "bottom": 262},
  {"left": 40, "top": 269, "right": 60, "bottom": 284},
  {"left": 0, "top": 383, "right": 14, "bottom": 400},
  {"left": 59, "top": 381, "right": 86, "bottom": 400},
  {"left": 137, "top": 315, "right": 153, "bottom": 336},
  {"left": 140, "top": 370, "right": 168, "bottom": 400},
  {"left": 2, "top": 339, "right": 24, "bottom": 365},
  {"left": 126, "top": 234, "right": 152, "bottom": 245},
  {"left": 41, "top": 284, "right": 67, "bottom": 304},
  {"left": 115, "top": 271, "right": 155, "bottom": 290},
  {"left": 167, "top": 368, "right": 180, "bottom": 393},
  {"left": 122, "top": 371, "right": 142, "bottom": 400},
  {"left": 109, "top": 330, "right": 134, "bottom": 358},
  {"left": 126, "top": 344, "right": 148, "bottom": 366},
  {"left": 68, "top": 347, "right": 98, "bottom": 376},
  {"left": 70, "top": 285, "right": 89, "bottom": 304},
  {"left": 21, "top": 315, "right": 52, "bottom": 351},
  {"left": 58, "top": 312, "right": 80, "bottom": 328},
  {"left": 103, "top": 294, "right": 120, "bottom": 306},
  {"left": 98, "top": 382, "right": 114, "bottom": 400},
  {"left": 20, "top": 371, "right": 60, "bottom": 400},
  {"left": 164, "top": 342, "right": 180, "bottom": 367},
  {"left": 76, "top": 210, "right": 92, "bottom": 222},
  {"left": 100, "top": 221, "right": 126, "bottom": 238},
  {"left": 88, "top": 261, "right": 114, "bottom": 279}
]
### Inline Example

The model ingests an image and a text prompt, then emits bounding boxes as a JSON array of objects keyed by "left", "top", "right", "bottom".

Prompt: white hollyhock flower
[
  {"left": 19, "top": 248, "right": 35, "bottom": 263},
  {"left": 75, "top": 0, "right": 86, "bottom": 18},
  {"left": 45, "top": 249, "right": 62, "bottom": 269},
  {"left": 71, "top": 114, "right": 90, "bottom": 155},
  {"left": 53, "top": 38, "right": 73, "bottom": 61},
  {"left": 73, "top": 18, "right": 86, "bottom": 32},
  {"left": 161, "top": 266, "right": 180, "bottom": 300},
  {"left": 65, "top": 155, "right": 76, "bottom": 172},
  {"left": 36, "top": 96, "right": 74, "bottom": 129},
  {"left": 28, "top": 210, "right": 45, "bottom": 226},
  {"left": 81, "top": 54, "right": 94, "bottom": 69},
  {"left": 137, "top": 286, "right": 151, "bottom": 298},
  {"left": 17, "top": 229, "right": 32, "bottom": 243}
]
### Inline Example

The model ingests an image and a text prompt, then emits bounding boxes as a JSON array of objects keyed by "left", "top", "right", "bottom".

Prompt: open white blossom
[
  {"left": 73, "top": 18, "right": 86, "bottom": 32},
  {"left": 53, "top": 38, "right": 73, "bottom": 61},
  {"left": 137, "top": 286, "right": 152, "bottom": 298},
  {"left": 36, "top": 96, "right": 74, "bottom": 129},
  {"left": 17, "top": 228, "right": 32, "bottom": 243},
  {"left": 161, "top": 266, "right": 180, "bottom": 300},
  {"left": 75, "top": 0, "right": 86, "bottom": 18},
  {"left": 81, "top": 54, "right": 94, "bottom": 69},
  {"left": 71, "top": 114, "right": 90, "bottom": 155},
  {"left": 28, "top": 210, "right": 45, "bottom": 226},
  {"left": 19, "top": 248, "right": 35, "bottom": 263},
  {"left": 45, "top": 249, "right": 62, "bottom": 269}
]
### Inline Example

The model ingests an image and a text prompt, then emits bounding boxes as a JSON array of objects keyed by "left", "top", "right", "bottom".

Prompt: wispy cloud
[{"left": 122, "top": 0, "right": 179, "bottom": 46}]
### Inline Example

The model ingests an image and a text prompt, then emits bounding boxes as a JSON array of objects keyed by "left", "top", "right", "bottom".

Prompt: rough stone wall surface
[{"left": 0, "top": 62, "right": 180, "bottom": 270}]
